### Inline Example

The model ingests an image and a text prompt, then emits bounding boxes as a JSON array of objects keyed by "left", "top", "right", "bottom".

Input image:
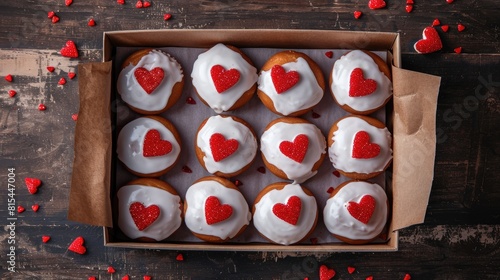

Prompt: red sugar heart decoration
[
  {"left": 134, "top": 67, "right": 165, "bottom": 94},
  {"left": 458, "top": 23, "right": 466, "bottom": 32},
  {"left": 25, "top": 177, "right": 42, "bottom": 194},
  {"left": 205, "top": 196, "right": 233, "bottom": 225},
  {"left": 271, "top": 64, "right": 300, "bottom": 94},
  {"left": 186, "top": 97, "right": 196, "bottom": 104},
  {"left": 176, "top": 253, "right": 184, "bottom": 261},
  {"left": 325, "top": 51, "right": 334, "bottom": 58},
  {"left": 354, "top": 10, "right": 362, "bottom": 19},
  {"left": 42, "top": 235, "right": 51, "bottom": 243},
  {"left": 88, "top": 19, "right": 96, "bottom": 27},
  {"left": 65, "top": 0, "right": 73, "bottom": 6},
  {"left": 142, "top": 129, "right": 172, "bottom": 157},
  {"left": 209, "top": 133, "right": 239, "bottom": 162},
  {"left": 68, "top": 72, "right": 76, "bottom": 79},
  {"left": 210, "top": 64, "right": 240, "bottom": 93},
  {"left": 279, "top": 134, "right": 309, "bottom": 163},
  {"left": 454, "top": 47, "right": 463, "bottom": 54},
  {"left": 368, "top": 0, "right": 386, "bottom": 10},
  {"left": 406, "top": 0, "right": 414, "bottom": 4},
  {"left": 47, "top": 11, "right": 55, "bottom": 18},
  {"left": 117, "top": 0, "right": 124, "bottom": 4},
  {"left": 432, "top": 19, "right": 441, "bottom": 27},
  {"left": 68, "top": 236, "right": 86, "bottom": 254},
  {"left": 347, "top": 195, "right": 376, "bottom": 224},
  {"left": 272, "top": 195, "right": 302, "bottom": 225},
  {"left": 71, "top": 113, "right": 78, "bottom": 121},
  {"left": 404, "top": 274, "right": 412, "bottom": 280},
  {"left": 414, "top": 27, "right": 443, "bottom": 54},
  {"left": 17, "top": 205, "right": 25, "bottom": 213},
  {"left": 47, "top": 66, "right": 55, "bottom": 72},
  {"left": 58, "top": 77, "right": 66, "bottom": 85},
  {"left": 143, "top": 276, "right": 151, "bottom": 280},
  {"left": 164, "top": 13, "right": 172, "bottom": 21},
  {"left": 319, "top": 264, "right": 336, "bottom": 280},
  {"left": 441, "top": 25, "right": 449, "bottom": 32},
  {"left": 52, "top": 15, "right": 60, "bottom": 24},
  {"left": 8, "top": 90, "right": 16, "bottom": 98},
  {"left": 135, "top": 0, "right": 143, "bottom": 8},
  {"left": 352, "top": 131, "right": 381, "bottom": 159},
  {"left": 107, "top": 266, "right": 115, "bottom": 274},
  {"left": 349, "top": 68, "right": 377, "bottom": 97},
  {"left": 38, "top": 104, "right": 46, "bottom": 111},
  {"left": 129, "top": 202, "right": 161, "bottom": 231},
  {"left": 5, "top": 74, "right": 13, "bottom": 82},
  {"left": 405, "top": 5, "right": 413, "bottom": 13},
  {"left": 348, "top": 266, "right": 356, "bottom": 274},
  {"left": 60, "top": 40, "right": 79, "bottom": 58},
  {"left": 121, "top": 276, "right": 129, "bottom": 280},
  {"left": 143, "top": 1, "right": 151, "bottom": 8},
  {"left": 32, "top": 204, "right": 40, "bottom": 212}
]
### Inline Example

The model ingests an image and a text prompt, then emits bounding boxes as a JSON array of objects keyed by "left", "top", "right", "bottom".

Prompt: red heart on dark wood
[
  {"left": 271, "top": 65, "right": 300, "bottom": 94},
  {"left": 368, "top": 0, "right": 386, "bottom": 9},
  {"left": 349, "top": 68, "right": 377, "bottom": 97},
  {"left": 25, "top": 177, "right": 42, "bottom": 194},
  {"left": 143, "top": 129, "right": 173, "bottom": 157},
  {"left": 68, "top": 236, "right": 87, "bottom": 254},
  {"left": 279, "top": 134, "right": 309, "bottom": 163},
  {"left": 60, "top": 40, "right": 79, "bottom": 58},
  {"left": 414, "top": 27, "right": 443, "bottom": 54},
  {"left": 129, "top": 202, "right": 161, "bottom": 231},
  {"left": 209, "top": 133, "right": 239, "bottom": 162},
  {"left": 134, "top": 67, "right": 165, "bottom": 94},
  {"left": 347, "top": 195, "right": 376, "bottom": 224},
  {"left": 352, "top": 131, "right": 381, "bottom": 159},
  {"left": 319, "top": 265, "right": 336, "bottom": 280},
  {"left": 272, "top": 195, "right": 302, "bottom": 225},
  {"left": 210, "top": 65, "right": 241, "bottom": 93},
  {"left": 205, "top": 196, "right": 233, "bottom": 225}
]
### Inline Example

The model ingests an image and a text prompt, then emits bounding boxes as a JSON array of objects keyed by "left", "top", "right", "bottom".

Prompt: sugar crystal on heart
[
  {"left": 129, "top": 202, "right": 161, "bottom": 231},
  {"left": 134, "top": 67, "right": 165, "bottom": 94},
  {"left": 209, "top": 133, "right": 239, "bottom": 162},
  {"left": 352, "top": 131, "right": 381, "bottom": 159},
  {"left": 271, "top": 64, "right": 300, "bottom": 94},
  {"left": 349, "top": 68, "right": 377, "bottom": 97},
  {"left": 205, "top": 196, "right": 233, "bottom": 225},
  {"left": 210, "top": 65, "right": 240, "bottom": 93},
  {"left": 347, "top": 195, "right": 376, "bottom": 224},
  {"left": 272, "top": 195, "right": 302, "bottom": 225},
  {"left": 142, "top": 129, "right": 173, "bottom": 157},
  {"left": 279, "top": 134, "right": 309, "bottom": 163}
]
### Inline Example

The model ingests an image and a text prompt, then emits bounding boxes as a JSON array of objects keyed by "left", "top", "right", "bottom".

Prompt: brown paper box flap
[
  {"left": 391, "top": 66, "right": 441, "bottom": 231},
  {"left": 68, "top": 61, "right": 113, "bottom": 227}
]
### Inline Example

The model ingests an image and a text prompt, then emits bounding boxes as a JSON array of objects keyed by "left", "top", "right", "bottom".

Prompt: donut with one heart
[
  {"left": 257, "top": 50, "right": 325, "bottom": 117},
  {"left": 191, "top": 43, "right": 258, "bottom": 113},
  {"left": 260, "top": 117, "right": 326, "bottom": 184},
  {"left": 117, "top": 116, "right": 181, "bottom": 177},
  {"left": 183, "top": 176, "right": 251, "bottom": 243},
  {"left": 195, "top": 115, "right": 258, "bottom": 178},
  {"left": 328, "top": 115, "right": 392, "bottom": 180},
  {"left": 329, "top": 50, "right": 392, "bottom": 115},
  {"left": 323, "top": 180, "right": 389, "bottom": 244},
  {"left": 117, "top": 178, "right": 183, "bottom": 242},
  {"left": 117, "top": 49, "right": 184, "bottom": 114},
  {"left": 252, "top": 182, "right": 318, "bottom": 245}
]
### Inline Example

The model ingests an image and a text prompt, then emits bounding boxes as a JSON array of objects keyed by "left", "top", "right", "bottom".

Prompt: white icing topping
[
  {"left": 191, "top": 44, "right": 258, "bottom": 113},
  {"left": 260, "top": 121, "right": 326, "bottom": 183},
  {"left": 253, "top": 184, "right": 317, "bottom": 245},
  {"left": 328, "top": 116, "right": 392, "bottom": 174},
  {"left": 323, "top": 181, "right": 388, "bottom": 241},
  {"left": 330, "top": 50, "right": 392, "bottom": 112},
  {"left": 258, "top": 57, "right": 324, "bottom": 116},
  {"left": 117, "top": 50, "right": 183, "bottom": 112},
  {"left": 184, "top": 180, "right": 251, "bottom": 240},
  {"left": 117, "top": 117, "right": 181, "bottom": 175},
  {"left": 196, "top": 115, "right": 257, "bottom": 174},
  {"left": 117, "top": 184, "right": 182, "bottom": 241}
]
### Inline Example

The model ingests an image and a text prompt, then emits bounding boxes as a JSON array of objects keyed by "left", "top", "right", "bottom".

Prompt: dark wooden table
[{"left": 1, "top": 0, "right": 499, "bottom": 279}]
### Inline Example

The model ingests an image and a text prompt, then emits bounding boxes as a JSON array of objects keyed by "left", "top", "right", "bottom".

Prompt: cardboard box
[{"left": 69, "top": 29, "right": 441, "bottom": 252}]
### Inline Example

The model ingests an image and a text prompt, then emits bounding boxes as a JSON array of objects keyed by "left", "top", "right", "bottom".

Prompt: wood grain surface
[{"left": 1, "top": 0, "right": 499, "bottom": 279}]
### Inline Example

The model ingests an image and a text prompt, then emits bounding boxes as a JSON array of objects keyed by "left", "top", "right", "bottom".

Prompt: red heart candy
[
  {"left": 88, "top": 19, "right": 96, "bottom": 27},
  {"left": 319, "top": 264, "right": 336, "bottom": 280},
  {"left": 205, "top": 196, "right": 233, "bottom": 225},
  {"left": 414, "top": 27, "right": 443, "bottom": 54},
  {"left": 349, "top": 68, "right": 377, "bottom": 97},
  {"left": 441, "top": 25, "right": 449, "bottom": 32},
  {"left": 65, "top": 0, "right": 73, "bottom": 6},
  {"left": 51, "top": 15, "right": 60, "bottom": 24},
  {"left": 405, "top": 4, "right": 413, "bottom": 13},
  {"left": 68, "top": 236, "right": 86, "bottom": 254},
  {"left": 186, "top": 97, "right": 196, "bottom": 104},
  {"left": 209, "top": 133, "right": 239, "bottom": 162},
  {"left": 406, "top": 0, "right": 414, "bottom": 4},
  {"left": 164, "top": 13, "right": 172, "bottom": 21},
  {"left": 38, "top": 104, "right": 46, "bottom": 111},
  {"left": 457, "top": 23, "right": 466, "bottom": 32},
  {"left": 122, "top": 275, "right": 129, "bottom": 280},
  {"left": 68, "top": 72, "right": 76, "bottom": 79},
  {"left": 272, "top": 195, "right": 302, "bottom": 225},
  {"left": 368, "top": 0, "right": 386, "bottom": 10},
  {"left": 25, "top": 177, "right": 42, "bottom": 194},
  {"left": 47, "top": 66, "right": 55, "bottom": 72},
  {"left": 432, "top": 19, "right": 441, "bottom": 27},
  {"left": 47, "top": 11, "right": 55, "bottom": 18},
  {"left": 347, "top": 195, "right": 376, "bottom": 224},
  {"left": 8, "top": 90, "right": 17, "bottom": 98},
  {"left": 134, "top": 67, "right": 165, "bottom": 94},
  {"left": 107, "top": 266, "right": 116, "bottom": 274},
  {"left": 5, "top": 74, "right": 13, "bottom": 82},
  {"left": 210, "top": 65, "right": 240, "bottom": 93},
  {"left": 176, "top": 253, "right": 184, "bottom": 261},
  {"left": 142, "top": 129, "right": 172, "bottom": 157},
  {"left": 32, "top": 204, "right": 40, "bottom": 212},
  {"left": 17, "top": 206, "right": 25, "bottom": 213},
  {"left": 352, "top": 131, "right": 381, "bottom": 159},
  {"left": 454, "top": 47, "right": 463, "bottom": 54},
  {"left": 348, "top": 266, "right": 356, "bottom": 274},
  {"left": 143, "top": 276, "right": 152, "bottom": 280},
  {"left": 58, "top": 77, "right": 66, "bottom": 85},
  {"left": 279, "top": 134, "right": 309, "bottom": 163},
  {"left": 143, "top": 1, "right": 151, "bottom": 8},
  {"left": 271, "top": 64, "right": 300, "bottom": 94},
  {"left": 42, "top": 235, "right": 51, "bottom": 243},
  {"left": 71, "top": 113, "right": 78, "bottom": 121},
  {"left": 129, "top": 202, "right": 161, "bottom": 231},
  {"left": 353, "top": 10, "right": 362, "bottom": 19},
  {"left": 135, "top": 0, "right": 143, "bottom": 8},
  {"left": 60, "top": 40, "right": 79, "bottom": 58},
  {"left": 404, "top": 274, "right": 412, "bottom": 280},
  {"left": 117, "top": 0, "right": 124, "bottom": 4}
]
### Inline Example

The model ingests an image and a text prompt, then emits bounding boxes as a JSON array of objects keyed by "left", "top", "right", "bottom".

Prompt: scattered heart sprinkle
[
  {"left": 58, "top": 77, "right": 67, "bottom": 85},
  {"left": 332, "top": 170, "right": 340, "bottom": 177},
  {"left": 72, "top": 113, "right": 78, "bottom": 121},
  {"left": 454, "top": 47, "right": 462, "bottom": 54},
  {"left": 176, "top": 253, "right": 184, "bottom": 261},
  {"left": 38, "top": 104, "right": 46, "bottom": 111},
  {"left": 88, "top": 19, "right": 96, "bottom": 27},
  {"left": 368, "top": 0, "right": 386, "bottom": 10},
  {"left": 25, "top": 178, "right": 42, "bottom": 194},
  {"left": 60, "top": 40, "right": 79, "bottom": 58},
  {"left": 234, "top": 179, "right": 243, "bottom": 187},
  {"left": 432, "top": 19, "right": 441, "bottom": 27},
  {"left": 8, "top": 90, "right": 17, "bottom": 97},
  {"left": 404, "top": 273, "right": 412, "bottom": 280},
  {"left": 143, "top": 275, "right": 152, "bottom": 280},
  {"left": 446, "top": 0, "right": 454, "bottom": 3},
  {"left": 310, "top": 237, "right": 318, "bottom": 244},
  {"left": 405, "top": 5, "right": 413, "bottom": 13},
  {"left": 52, "top": 15, "right": 60, "bottom": 24},
  {"left": 312, "top": 110, "right": 321, "bottom": 119},
  {"left": 122, "top": 275, "right": 130, "bottom": 280},
  {"left": 319, "top": 265, "right": 336, "bottom": 280},
  {"left": 414, "top": 27, "right": 443, "bottom": 54},
  {"left": 406, "top": 0, "right": 414, "bottom": 4},
  {"left": 348, "top": 266, "right": 356, "bottom": 274},
  {"left": 327, "top": 187, "right": 334, "bottom": 194},
  {"left": 353, "top": 11, "right": 362, "bottom": 19},
  {"left": 117, "top": 0, "right": 125, "bottom": 4},
  {"left": 88, "top": 277, "right": 96, "bottom": 280},
  {"left": 143, "top": 1, "right": 151, "bottom": 8},
  {"left": 68, "top": 236, "right": 86, "bottom": 255},
  {"left": 42, "top": 235, "right": 51, "bottom": 243},
  {"left": 5, "top": 74, "right": 13, "bottom": 82},
  {"left": 366, "top": 276, "right": 374, "bottom": 280},
  {"left": 441, "top": 25, "right": 449, "bottom": 32},
  {"left": 458, "top": 23, "right": 466, "bottom": 32},
  {"left": 48, "top": 11, "right": 55, "bottom": 18},
  {"left": 17, "top": 205, "right": 25, "bottom": 213},
  {"left": 47, "top": 66, "right": 55, "bottom": 72},
  {"left": 32, "top": 204, "right": 40, "bottom": 212},
  {"left": 164, "top": 13, "right": 172, "bottom": 21},
  {"left": 68, "top": 72, "right": 76, "bottom": 79},
  {"left": 257, "top": 166, "right": 266, "bottom": 174},
  {"left": 107, "top": 266, "right": 116, "bottom": 274},
  {"left": 65, "top": 0, "right": 73, "bottom": 6}
]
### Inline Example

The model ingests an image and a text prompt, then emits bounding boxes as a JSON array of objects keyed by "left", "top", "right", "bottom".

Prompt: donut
[
  {"left": 117, "top": 178, "right": 183, "bottom": 242},
  {"left": 117, "top": 49, "right": 184, "bottom": 114},
  {"left": 327, "top": 115, "right": 392, "bottom": 180},
  {"left": 252, "top": 182, "right": 318, "bottom": 245},
  {"left": 183, "top": 176, "right": 251, "bottom": 243},
  {"left": 323, "top": 180, "right": 389, "bottom": 244},
  {"left": 329, "top": 50, "right": 392, "bottom": 115},
  {"left": 257, "top": 50, "right": 325, "bottom": 116},
  {"left": 195, "top": 115, "right": 258, "bottom": 178},
  {"left": 260, "top": 117, "right": 326, "bottom": 183},
  {"left": 191, "top": 43, "right": 258, "bottom": 113},
  {"left": 117, "top": 116, "right": 181, "bottom": 177}
]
